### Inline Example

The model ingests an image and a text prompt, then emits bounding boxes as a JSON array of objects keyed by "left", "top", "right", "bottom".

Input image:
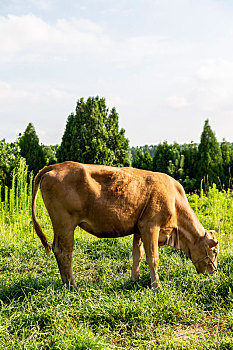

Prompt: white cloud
[
  {"left": 48, "top": 88, "right": 76, "bottom": 101},
  {"left": 2, "top": 0, "right": 54, "bottom": 12},
  {"left": 0, "top": 81, "right": 76, "bottom": 112},
  {"left": 0, "top": 14, "right": 175, "bottom": 66},
  {"left": 166, "top": 96, "right": 190, "bottom": 109},
  {"left": 111, "top": 35, "right": 169, "bottom": 67},
  {"left": 0, "top": 81, "right": 29, "bottom": 101},
  {"left": 30, "top": 0, "right": 53, "bottom": 11},
  {"left": 0, "top": 15, "right": 50, "bottom": 54},
  {"left": 194, "top": 59, "right": 233, "bottom": 112},
  {"left": 0, "top": 15, "right": 108, "bottom": 62},
  {"left": 196, "top": 59, "right": 233, "bottom": 83},
  {"left": 0, "top": 81, "right": 77, "bottom": 144}
]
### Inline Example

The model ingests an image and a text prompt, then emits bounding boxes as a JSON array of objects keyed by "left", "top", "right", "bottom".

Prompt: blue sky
[{"left": 1, "top": 0, "right": 233, "bottom": 146}]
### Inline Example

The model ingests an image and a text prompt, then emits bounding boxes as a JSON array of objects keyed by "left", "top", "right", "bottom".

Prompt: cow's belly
[
  {"left": 78, "top": 218, "right": 135, "bottom": 238},
  {"left": 75, "top": 196, "right": 141, "bottom": 238}
]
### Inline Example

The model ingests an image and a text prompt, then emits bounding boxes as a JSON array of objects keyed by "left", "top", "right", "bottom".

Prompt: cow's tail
[{"left": 32, "top": 165, "right": 54, "bottom": 254}]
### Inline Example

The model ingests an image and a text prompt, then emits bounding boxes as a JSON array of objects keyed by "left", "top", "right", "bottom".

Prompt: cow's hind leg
[
  {"left": 131, "top": 233, "right": 144, "bottom": 282},
  {"left": 51, "top": 214, "right": 77, "bottom": 287},
  {"left": 139, "top": 225, "right": 160, "bottom": 290}
]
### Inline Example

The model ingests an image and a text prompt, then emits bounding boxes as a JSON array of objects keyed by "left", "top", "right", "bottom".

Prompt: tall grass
[
  {"left": 187, "top": 184, "right": 233, "bottom": 254},
  {"left": 0, "top": 160, "right": 233, "bottom": 349},
  {"left": 188, "top": 184, "right": 233, "bottom": 233},
  {"left": 0, "top": 158, "right": 52, "bottom": 243}
]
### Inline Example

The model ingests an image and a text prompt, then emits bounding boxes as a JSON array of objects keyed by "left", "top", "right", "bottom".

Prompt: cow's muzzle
[{"left": 193, "top": 245, "right": 218, "bottom": 274}]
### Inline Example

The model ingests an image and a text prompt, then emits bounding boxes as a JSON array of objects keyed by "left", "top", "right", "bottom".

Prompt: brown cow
[{"left": 32, "top": 161, "right": 219, "bottom": 289}]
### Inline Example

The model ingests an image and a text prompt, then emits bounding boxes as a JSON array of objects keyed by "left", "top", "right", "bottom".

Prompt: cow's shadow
[
  {"left": 0, "top": 277, "right": 63, "bottom": 304},
  {"left": 0, "top": 273, "right": 153, "bottom": 304},
  {"left": 116, "top": 276, "right": 151, "bottom": 292}
]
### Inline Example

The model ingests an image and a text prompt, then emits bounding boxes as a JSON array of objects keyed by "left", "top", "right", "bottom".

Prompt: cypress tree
[
  {"left": 143, "top": 150, "right": 153, "bottom": 171},
  {"left": 153, "top": 141, "right": 173, "bottom": 173},
  {"left": 132, "top": 149, "right": 144, "bottom": 169},
  {"left": 0, "top": 139, "right": 21, "bottom": 187},
  {"left": 56, "top": 97, "right": 129, "bottom": 166},
  {"left": 132, "top": 149, "right": 153, "bottom": 171},
  {"left": 197, "top": 119, "right": 223, "bottom": 188},
  {"left": 220, "top": 139, "right": 232, "bottom": 188},
  {"left": 18, "top": 123, "right": 46, "bottom": 174}
]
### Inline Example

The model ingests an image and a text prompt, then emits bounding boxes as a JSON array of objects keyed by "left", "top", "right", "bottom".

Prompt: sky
[{"left": 1, "top": 0, "right": 233, "bottom": 146}]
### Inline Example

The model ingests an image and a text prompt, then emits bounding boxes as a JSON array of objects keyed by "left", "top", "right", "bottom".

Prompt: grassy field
[{"left": 1, "top": 160, "right": 233, "bottom": 349}]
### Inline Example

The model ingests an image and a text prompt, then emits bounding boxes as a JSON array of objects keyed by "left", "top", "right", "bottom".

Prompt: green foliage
[
  {"left": 197, "top": 119, "right": 223, "bottom": 188},
  {"left": 187, "top": 183, "right": 233, "bottom": 234},
  {"left": 57, "top": 97, "right": 130, "bottom": 166},
  {"left": 143, "top": 150, "right": 153, "bottom": 171},
  {"left": 167, "top": 144, "right": 184, "bottom": 179},
  {"left": 153, "top": 142, "right": 187, "bottom": 183},
  {"left": 131, "top": 145, "right": 157, "bottom": 160},
  {"left": 181, "top": 142, "right": 199, "bottom": 192},
  {"left": 0, "top": 139, "right": 21, "bottom": 188},
  {"left": 42, "top": 145, "right": 58, "bottom": 165},
  {"left": 18, "top": 123, "right": 46, "bottom": 174},
  {"left": 220, "top": 139, "right": 233, "bottom": 189},
  {"left": 0, "top": 158, "right": 35, "bottom": 238},
  {"left": 153, "top": 141, "right": 174, "bottom": 174},
  {"left": 130, "top": 120, "right": 233, "bottom": 193},
  {"left": 1, "top": 111, "right": 233, "bottom": 195},
  {"left": 132, "top": 149, "right": 153, "bottom": 171}
]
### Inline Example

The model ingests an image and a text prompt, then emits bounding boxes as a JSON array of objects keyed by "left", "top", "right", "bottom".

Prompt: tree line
[
  {"left": 131, "top": 122, "right": 233, "bottom": 193},
  {"left": 1, "top": 96, "right": 232, "bottom": 193}
]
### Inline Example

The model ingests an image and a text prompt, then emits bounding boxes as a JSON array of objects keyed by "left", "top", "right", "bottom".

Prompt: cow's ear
[
  {"left": 204, "top": 232, "right": 219, "bottom": 249},
  {"left": 206, "top": 238, "right": 218, "bottom": 249}
]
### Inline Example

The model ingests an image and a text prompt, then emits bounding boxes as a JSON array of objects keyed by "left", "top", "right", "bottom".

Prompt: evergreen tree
[
  {"left": 182, "top": 142, "right": 198, "bottom": 180},
  {"left": 42, "top": 145, "right": 58, "bottom": 165},
  {"left": 130, "top": 145, "right": 157, "bottom": 161},
  {"left": 105, "top": 107, "right": 130, "bottom": 166},
  {"left": 56, "top": 97, "right": 129, "bottom": 166},
  {"left": 18, "top": 123, "right": 46, "bottom": 174},
  {"left": 143, "top": 150, "right": 153, "bottom": 171},
  {"left": 153, "top": 141, "right": 174, "bottom": 173},
  {"left": 132, "top": 149, "right": 153, "bottom": 170},
  {"left": 132, "top": 149, "right": 144, "bottom": 169},
  {"left": 167, "top": 146, "right": 184, "bottom": 180},
  {"left": 0, "top": 139, "right": 21, "bottom": 187},
  {"left": 130, "top": 146, "right": 138, "bottom": 161},
  {"left": 181, "top": 142, "right": 199, "bottom": 192},
  {"left": 197, "top": 119, "right": 223, "bottom": 188},
  {"left": 220, "top": 139, "right": 233, "bottom": 188}
]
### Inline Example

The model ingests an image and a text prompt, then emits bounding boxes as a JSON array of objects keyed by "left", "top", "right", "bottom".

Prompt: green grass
[{"left": 1, "top": 159, "right": 233, "bottom": 349}]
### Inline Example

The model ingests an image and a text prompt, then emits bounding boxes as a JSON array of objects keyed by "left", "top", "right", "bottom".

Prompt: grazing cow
[{"left": 32, "top": 162, "right": 219, "bottom": 289}]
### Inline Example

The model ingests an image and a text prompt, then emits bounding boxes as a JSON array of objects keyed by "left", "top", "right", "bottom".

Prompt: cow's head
[{"left": 192, "top": 230, "right": 219, "bottom": 275}]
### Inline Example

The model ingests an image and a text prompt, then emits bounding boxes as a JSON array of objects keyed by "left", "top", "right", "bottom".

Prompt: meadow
[{"left": 1, "top": 159, "right": 233, "bottom": 349}]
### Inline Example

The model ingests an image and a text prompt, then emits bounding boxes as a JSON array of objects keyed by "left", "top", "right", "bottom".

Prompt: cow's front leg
[
  {"left": 131, "top": 233, "right": 145, "bottom": 282},
  {"left": 139, "top": 225, "right": 160, "bottom": 290}
]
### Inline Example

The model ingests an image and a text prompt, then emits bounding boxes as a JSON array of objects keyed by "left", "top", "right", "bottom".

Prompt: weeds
[{"left": 0, "top": 160, "right": 233, "bottom": 349}]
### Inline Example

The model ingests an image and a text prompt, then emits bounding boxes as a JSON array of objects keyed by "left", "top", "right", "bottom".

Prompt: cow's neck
[{"left": 176, "top": 202, "right": 205, "bottom": 255}]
